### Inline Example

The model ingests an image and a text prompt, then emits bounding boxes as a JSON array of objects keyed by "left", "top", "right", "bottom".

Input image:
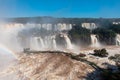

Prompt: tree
[
  {"left": 68, "top": 25, "right": 91, "bottom": 46},
  {"left": 92, "top": 48, "right": 108, "bottom": 57},
  {"left": 109, "top": 24, "right": 120, "bottom": 34},
  {"left": 92, "top": 28, "right": 116, "bottom": 45}
]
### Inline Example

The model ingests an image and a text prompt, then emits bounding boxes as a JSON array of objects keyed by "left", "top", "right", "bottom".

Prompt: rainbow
[{"left": 0, "top": 44, "right": 17, "bottom": 59}]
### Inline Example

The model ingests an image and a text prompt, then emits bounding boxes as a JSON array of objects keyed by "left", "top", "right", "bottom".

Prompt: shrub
[
  {"left": 109, "top": 24, "right": 120, "bottom": 34},
  {"left": 109, "top": 54, "right": 120, "bottom": 62},
  {"left": 108, "top": 56, "right": 116, "bottom": 60},
  {"left": 92, "top": 48, "right": 108, "bottom": 57},
  {"left": 109, "top": 54, "right": 120, "bottom": 69},
  {"left": 78, "top": 53, "right": 86, "bottom": 57}
]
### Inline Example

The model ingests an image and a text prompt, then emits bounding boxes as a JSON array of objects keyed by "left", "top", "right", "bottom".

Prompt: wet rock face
[{"left": 16, "top": 53, "right": 94, "bottom": 80}]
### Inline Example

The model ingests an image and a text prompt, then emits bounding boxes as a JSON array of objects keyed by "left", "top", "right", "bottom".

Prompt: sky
[{"left": 0, "top": 0, "right": 120, "bottom": 18}]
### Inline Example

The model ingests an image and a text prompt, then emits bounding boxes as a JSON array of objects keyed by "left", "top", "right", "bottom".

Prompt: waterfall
[
  {"left": 91, "top": 34, "right": 100, "bottom": 47},
  {"left": 44, "top": 36, "right": 52, "bottom": 49},
  {"left": 29, "top": 36, "right": 57, "bottom": 50},
  {"left": 116, "top": 34, "right": 120, "bottom": 46},
  {"left": 39, "top": 37, "right": 45, "bottom": 48},
  {"left": 52, "top": 36, "right": 57, "bottom": 49},
  {"left": 30, "top": 37, "right": 41, "bottom": 50},
  {"left": 29, "top": 34, "right": 73, "bottom": 50},
  {"left": 0, "top": 23, "right": 74, "bottom": 51},
  {"left": 63, "top": 34, "right": 73, "bottom": 49}
]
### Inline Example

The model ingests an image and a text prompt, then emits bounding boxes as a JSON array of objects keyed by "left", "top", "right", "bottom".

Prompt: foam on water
[{"left": 91, "top": 34, "right": 100, "bottom": 47}]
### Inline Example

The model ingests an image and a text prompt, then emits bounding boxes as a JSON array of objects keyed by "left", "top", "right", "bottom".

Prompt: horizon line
[{"left": 1, "top": 16, "right": 120, "bottom": 19}]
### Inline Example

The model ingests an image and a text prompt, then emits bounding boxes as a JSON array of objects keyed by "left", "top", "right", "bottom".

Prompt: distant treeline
[
  {"left": 68, "top": 24, "right": 120, "bottom": 45},
  {"left": 8, "top": 16, "right": 120, "bottom": 46},
  {"left": 6, "top": 16, "right": 120, "bottom": 27}
]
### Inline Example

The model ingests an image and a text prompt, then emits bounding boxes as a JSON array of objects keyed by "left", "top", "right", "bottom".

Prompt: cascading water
[
  {"left": 52, "top": 36, "right": 57, "bottom": 49},
  {"left": 63, "top": 34, "right": 73, "bottom": 49},
  {"left": 0, "top": 22, "right": 74, "bottom": 51},
  {"left": 28, "top": 33, "right": 73, "bottom": 50},
  {"left": 29, "top": 36, "right": 57, "bottom": 50},
  {"left": 39, "top": 37, "right": 45, "bottom": 48},
  {"left": 30, "top": 37, "right": 41, "bottom": 50},
  {"left": 116, "top": 34, "right": 120, "bottom": 46},
  {"left": 91, "top": 34, "right": 100, "bottom": 47}
]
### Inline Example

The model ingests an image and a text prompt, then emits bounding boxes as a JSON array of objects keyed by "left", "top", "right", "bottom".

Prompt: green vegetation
[
  {"left": 108, "top": 54, "right": 120, "bottom": 61},
  {"left": 68, "top": 24, "right": 118, "bottom": 46},
  {"left": 92, "top": 48, "right": 108, "bottom": 57},
  {"left": 7, "top": 17, "right": 120, "bottom": 25},
  {"left": 68, "top": 25, "right": 91, "bottom": 46},
  {"left": 109, "top": 24, "right": 120, "bottom": 34},
  {"left": 109, "top": 54, "right": 120, "bottom": 69},
  {"left": 14, "top": 17, "right": 120, "bottom": 45},
  {"left": 100, "top": 54, "right": 120, "bottom": 80},
  {"left": 92, "top": 28, "right": 116, "bottom": 45},
  {"left": 55, "top": 34, "right": 66, "bottom": 48},
  {"left": 92, "top": 24, "right": 120, "bottom": 45},
  {"left": 68, "top": 23, "right": 119, "bottom": 46}
]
